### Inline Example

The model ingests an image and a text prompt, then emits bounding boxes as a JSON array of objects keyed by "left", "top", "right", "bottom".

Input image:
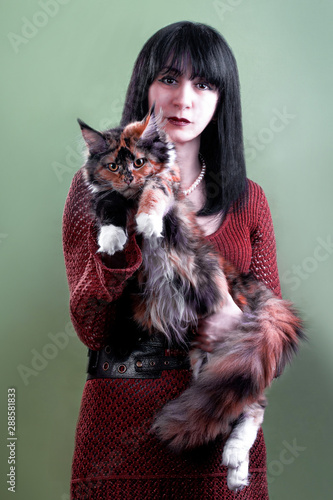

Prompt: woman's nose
[{"left": 172, "top": 82, "right": 192, "bottom": 109}]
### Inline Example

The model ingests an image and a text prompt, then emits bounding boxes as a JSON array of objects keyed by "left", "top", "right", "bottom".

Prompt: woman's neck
[
  {"left": 174, "top": 140, "right": 224, "bottom": 236},
  {"left": 174, "top": 140, "right": 202, "bottom": 192},
  {"left": 174, "top": 139, "right": 206, "bottom": 213}
]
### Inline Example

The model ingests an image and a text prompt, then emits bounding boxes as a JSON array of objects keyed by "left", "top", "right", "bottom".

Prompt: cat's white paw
[
  {"left": 97, "top": 225, "right": 127, "bottom": 255},
  {"left": 226, "top": 458, "right": 249, "bottom": 492},
  {"left": 222, "top": 439, "right": 250, "bottom": 469},
  {"left": 136, "top": 213, "right": 163, "bottom": 240}
]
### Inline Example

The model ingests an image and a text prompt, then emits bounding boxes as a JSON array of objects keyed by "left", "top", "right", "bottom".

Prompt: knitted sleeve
[
  {"left": 62, "top": 169, "right": 142, "bottom": 349},
  {"left": 249, "top": 183, "right": 282, "bottom": 298}
]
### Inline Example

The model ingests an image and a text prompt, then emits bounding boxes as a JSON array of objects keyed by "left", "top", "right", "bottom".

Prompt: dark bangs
[
  {"left": 148, "top": 23, "right": 228, "bottom": 91},
  {"left": 121, "top": 22, "right": 229, "bottom": 124},
  {"left": 121, "top": 22, "right": 248, "bottom": 216}
]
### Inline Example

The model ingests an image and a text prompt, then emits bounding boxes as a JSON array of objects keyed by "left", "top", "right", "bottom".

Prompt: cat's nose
[{"left": 124, "top": 175, "right": 133, "bottom": 185}]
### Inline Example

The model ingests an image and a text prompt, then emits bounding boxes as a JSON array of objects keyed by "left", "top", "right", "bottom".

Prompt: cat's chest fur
[
  {"left": 184, "top": 182, "right": 224, "bottom": 237},
  {"left": 195, "top": 213, "right": 223, "bottom": 237}
]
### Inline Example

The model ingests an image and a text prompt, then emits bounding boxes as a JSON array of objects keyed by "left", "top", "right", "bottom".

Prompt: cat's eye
[
  {"left": 133, "top": 158, "right": 147, "bottom": 168},
  {"left": 106, "top": 163, "right": 118, "bottom": 172}
]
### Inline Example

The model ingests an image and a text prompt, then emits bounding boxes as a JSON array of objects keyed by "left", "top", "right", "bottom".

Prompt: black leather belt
[{"left": 86, "top": 334, "right": 191, "bottom": 380}]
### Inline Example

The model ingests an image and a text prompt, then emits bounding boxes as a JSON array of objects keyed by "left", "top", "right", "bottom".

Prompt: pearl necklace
[{"left": 182, "top": 154, "right": 206, "bottom": 197}]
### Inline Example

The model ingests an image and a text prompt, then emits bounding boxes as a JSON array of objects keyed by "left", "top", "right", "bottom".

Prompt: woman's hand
[{"left": 196, "top": 292, "right": 243, "bottom": 352}]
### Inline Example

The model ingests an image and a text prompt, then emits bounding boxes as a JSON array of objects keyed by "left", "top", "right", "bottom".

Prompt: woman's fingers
[
  {"left": 195, "top": 322, "right": 215, "bottom": 352},
  {"left": 194, "top": 295, "right": 243, "bottom": 353},
  {"left": 193, "top": 336, "right": 214, "bottom": 353}
]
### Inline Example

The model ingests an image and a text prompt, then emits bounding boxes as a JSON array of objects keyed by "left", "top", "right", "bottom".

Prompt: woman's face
[{"left": 148, "top": 68, "right": 219, "bottom": 147}]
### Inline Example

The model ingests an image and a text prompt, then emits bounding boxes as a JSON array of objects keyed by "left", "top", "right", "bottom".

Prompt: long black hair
[{"left": 121, "top": 21, "right": 248, "bottom": 216}]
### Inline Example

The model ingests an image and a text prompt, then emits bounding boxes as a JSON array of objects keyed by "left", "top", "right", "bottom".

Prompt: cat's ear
[
  {"left": 138, "top": 105, "right": 175, "bottom": 166},
  {"left": 140, "top": 104, "right": 166, "bottom": 142},
  {"left": 78, "top": 119, "right": 107, "bottom": 155}
]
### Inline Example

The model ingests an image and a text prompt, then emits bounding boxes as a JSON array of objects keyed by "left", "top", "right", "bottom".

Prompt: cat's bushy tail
[{"left": 152, "top": 284, "right": 304, "bottom": 450}]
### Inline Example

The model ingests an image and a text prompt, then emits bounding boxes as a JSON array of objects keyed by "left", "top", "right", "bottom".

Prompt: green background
[{"left": 1, "top": 0, "right": 332, "bottom": 498}]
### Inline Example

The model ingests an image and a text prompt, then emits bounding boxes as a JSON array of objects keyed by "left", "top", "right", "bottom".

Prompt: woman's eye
[
  {"left": 196, "top": 82, "right": 212, "bottom": 90},
  {"left": 133, "top": 158, "right": 146, "bottom": 168},
  {"left": 159, "top": 77, "right": 177, "bottom": 85},
  {"left": 106, "top": 163, "right": 118, "bottom": 172}
]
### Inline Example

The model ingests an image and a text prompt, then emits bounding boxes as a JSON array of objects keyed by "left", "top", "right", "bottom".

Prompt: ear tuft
[
  {"left": 137, "top": 106, "right": 175, "bottom": 166},
  {"left": 140, "top": 105, "right": 167, "bottom": 143},
  {"left": 149, "top": 102, "right": 156, "bottom": 116},
  {"left": 77, "top": 119, "right": 107, "bottom": 155}
]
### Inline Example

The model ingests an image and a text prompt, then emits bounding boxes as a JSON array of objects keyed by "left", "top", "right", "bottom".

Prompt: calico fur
[{"left": 78, "top": 109, "right": 304, "bottom": 492}]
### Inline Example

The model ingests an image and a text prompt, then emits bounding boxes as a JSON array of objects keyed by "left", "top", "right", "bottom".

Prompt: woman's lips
[{"left": 167, "top": 117, "right": 191, "bottom": 126}]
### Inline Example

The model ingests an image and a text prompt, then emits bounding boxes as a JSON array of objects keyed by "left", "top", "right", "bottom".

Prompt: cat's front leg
[
  {"left": 135, "top": 213, "right": 163, "bottom": 240},
  {"left": 97, "top": 224, "right": 127, "bottom": 255},
  {"left": 93, "top": 191, "right": 129, "bottom": 255},
  {"left": 135, "top": 180, "right": 173, "bottom": 241}
]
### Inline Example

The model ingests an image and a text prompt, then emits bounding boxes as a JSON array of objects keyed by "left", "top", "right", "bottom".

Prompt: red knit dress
[{"left": 63, "top": 169, "right": 281, "bottom": 500}]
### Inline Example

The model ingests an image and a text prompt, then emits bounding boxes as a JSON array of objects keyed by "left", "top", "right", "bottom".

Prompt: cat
[{"left": 78, "top": 107, "right": 304, "bottom": 492}]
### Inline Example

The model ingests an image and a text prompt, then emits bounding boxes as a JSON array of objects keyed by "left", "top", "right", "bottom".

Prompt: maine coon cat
[{"left": 78, "top": 108, "right": 303, "bottom": 492}]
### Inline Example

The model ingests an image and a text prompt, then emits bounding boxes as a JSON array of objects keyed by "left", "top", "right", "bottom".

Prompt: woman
[{"left": 63, "top": 21, "right": 281, "bottom": 499}]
